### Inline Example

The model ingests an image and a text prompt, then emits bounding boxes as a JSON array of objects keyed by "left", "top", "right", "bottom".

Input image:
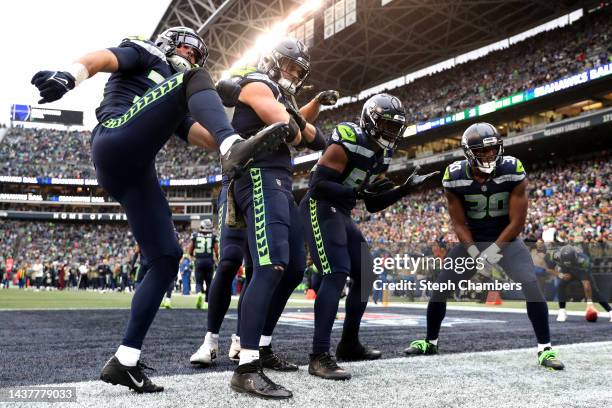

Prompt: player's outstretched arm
[
  {"left": 31, "top": 50, "right": 119, "bottom": 104},
  {"left": 309, "top": 143, "right": 355, "bottom": 202}
]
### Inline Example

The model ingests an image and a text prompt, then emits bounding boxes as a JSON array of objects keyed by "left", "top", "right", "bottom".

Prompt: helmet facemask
[
  {"left": 157, "top": 27, "right": 208, "bottom": 72},
  {"left": 463, "top": 140, "right": 503, "bottom": 174},
  {"left": 361, "top": 102, "right": 406, "bottom": 149}
]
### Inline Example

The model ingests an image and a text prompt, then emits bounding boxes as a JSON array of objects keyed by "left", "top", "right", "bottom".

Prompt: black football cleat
[
  {"left": 404, "top": 339, "right": 438, "bottom": 356},
  {"left": 230, "top": 360, "right": 293, "bottom": 400},
  {"left": 259, "top": 345, "right": 299, "bottom": 372},
  {"left": 100, "top": 356, "right": 163, "bottom": 393},
  {"left": 336, "top": 341, "right": 382, "bottom": 361},
  {"left": 308, "top": 352, "right": 351, "bottom": 381},
  {"left": 221, "top": 122, "right": 290, "bottom": 179},
  {"left": 538, "top": 347, "right": 565, "bottom": 371}
]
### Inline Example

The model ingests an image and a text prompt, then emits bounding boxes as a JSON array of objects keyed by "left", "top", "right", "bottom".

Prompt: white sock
[
  {"left": 219, "top": 134, "right": 243, "bottom": 155},
  {"left": 205, "top": 332, "right": 219, "bottom": 347},
  {"left": 428, "top": 339, "right": 438, "bottom": 346},
  {"left": 239, "top": 348, "right": 259, "bottom": 365},
  {"left": 537, "top": 343, "right": 551, "bottom": 352},
  {"left": 559, "top": 308, "right": 566, "bottom": 312},
  {"left": 259, "top": 335, "right": 272, "bottom": 347},
  {"left": 115, "top": 345, "right": 141, "bottom": 367}
]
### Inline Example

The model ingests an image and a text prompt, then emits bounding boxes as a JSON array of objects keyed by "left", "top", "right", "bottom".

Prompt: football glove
[
  {"left": 314, "top": 90, "right": 339, "bottom": 106},
  {"left": 31, "top": 70, "right": 75, "bottom": 104},
  {"left": 355, "top": 178, "right": 395, "bottom": 199},
  {"left": 479, "top": 243, "right": 503, "bottom": 264},
  {"left": 398, "top": 165, "right": 439, "bottom": 193},
  {"left": 286, "top": 105, "right": 307, "bottom": 131}
]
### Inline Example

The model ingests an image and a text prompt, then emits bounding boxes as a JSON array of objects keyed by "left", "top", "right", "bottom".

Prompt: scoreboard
[{"left": 10, "top": 104, "right": 83, "bottom": 126}]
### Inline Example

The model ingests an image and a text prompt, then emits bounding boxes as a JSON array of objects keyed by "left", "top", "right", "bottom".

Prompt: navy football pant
[
  {"left": 194, "top": 258, "right": 214, "bottom": 299},
  {"left": 207, "top": 184, "right": 250, "bottom": 334},
  {"left": 91, "top": 70, "right": 234, "bottom": 350},
  {"left": 233, "top": 168, "right": 306, "bottom": 350},
  {"left": 300, "top": 194, "right": 374, "bottom": 354},
  {"left": 426, "top": 240, "right": 551, "bottom": 345}
]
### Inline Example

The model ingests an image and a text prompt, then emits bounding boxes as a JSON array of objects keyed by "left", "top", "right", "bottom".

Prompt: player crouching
[
  {"left": 403, "top": 123, "right": 564, "bottom": 371},
  {"left": 299, "top": 94, "right": 438, "bottom": 380}
]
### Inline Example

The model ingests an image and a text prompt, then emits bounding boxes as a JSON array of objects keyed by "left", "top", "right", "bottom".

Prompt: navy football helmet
[
  {"left": 258, "top": 38, "right": 310, "bottom": 95},
  {"left": 156, "top": 26, "right": 208, "bottom": 72},
  {"left": 462, "top": 122, "right": 504, "bottom": 174},
  {"left": 360, "top": 93, "right": 406, "bottom": 149}
]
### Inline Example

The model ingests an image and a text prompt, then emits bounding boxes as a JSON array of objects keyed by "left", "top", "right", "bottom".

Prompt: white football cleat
[
  {"left": 190, "top": 341, "right": 217, "bottom": 366},
  {"left": 556, "top": 309, "right": 567, "bottom": 322},
  {"left": 228, "top": 333, "right": 241, "bottom": 362}
]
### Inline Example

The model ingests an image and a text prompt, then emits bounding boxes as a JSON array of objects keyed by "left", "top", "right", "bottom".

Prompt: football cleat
[
  {"left": 190, "top": 340, "right": 218, "bottom": 366},
  {"left": 556, "top": 309, "right": 567, "bottom": 322},
  {"left": 230, "top": 360, "right": 293, "bottom": 400},
  {"left": 228, "top": 334, "right": 241, "bottom": 362},
  {"left": 538, "top": 347, "right": 565, "bottom": 370},
  {"left": 100, "top": 356, "right": 163, "bottom": 393},
  {"left": 404, "top": 339, "right": 438, "bottom": 356},
  {"left": 259, "top": 345, "right": 299, "bottom": 371},
  {"left": 195, "top": 293, "right": 204, "bottom": 310},
  {"left": 221, "top": 122, "right": 291, "bottom": 179},
  {"left": 336, "top": 341, "right": 381, "bottom": 361},
  {"left": 160, "top": 298, "right": 172, "bottom": 309},
  {"left": 308, "top": 352, "right": 351, "bottom": 381}
]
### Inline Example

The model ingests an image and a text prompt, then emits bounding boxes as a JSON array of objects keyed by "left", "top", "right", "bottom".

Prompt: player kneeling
[
  {"left": 404, "top": 123, "right": 564, "bottom": 371},
  {"left": 299, "top": 94, "right": 437, "bottom": 380}
]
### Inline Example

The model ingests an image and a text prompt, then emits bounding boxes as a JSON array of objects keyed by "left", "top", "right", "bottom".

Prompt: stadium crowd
[
  {"left": 0, "top": 127, "right": 219, "bottom": 180},
  {"left": 2, "top": 12, "right": 612, "bottom": 180},
  {"left": 316, "top": 10, "right": 612, "bottom": 131},
  {"left": 357, "top": 155, "right": 610, "bottom": 246}
]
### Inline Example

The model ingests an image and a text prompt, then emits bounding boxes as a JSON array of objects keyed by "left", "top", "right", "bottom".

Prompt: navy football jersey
[
  {"left": 314, "top": 121, "right": 393, "bottom": 211},
  {"left": 191, "top": 231, "right": 217, "bottom": 259},
  {"left": 442, "top": 156, "right": 526, "bottom": 241},
  {"left": 232, "top": 70, "right": 292, "bottom": 171},
  {"left": 95, "top": 37, "right": 194, "bottom": 135}
]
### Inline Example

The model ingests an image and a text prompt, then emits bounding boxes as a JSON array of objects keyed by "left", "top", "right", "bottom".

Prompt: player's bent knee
[{"left": 184, "top": 68, "right": 215, "bottom": 101}]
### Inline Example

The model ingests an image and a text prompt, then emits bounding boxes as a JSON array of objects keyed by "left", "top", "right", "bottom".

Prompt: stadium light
[{"left": 221, "top": 0, "right": 322, "bottom": 78}]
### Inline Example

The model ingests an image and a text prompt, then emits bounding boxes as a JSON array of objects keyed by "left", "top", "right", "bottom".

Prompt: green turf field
[{"left": 0, "top": 288, "right": 600, "bottom": 312}]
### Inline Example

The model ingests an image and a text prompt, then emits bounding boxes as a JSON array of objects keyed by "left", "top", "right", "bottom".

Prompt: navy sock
[
  {"left": 235, "top": 266, "right": 252, "bottom": 337},
  {"left": 426, "top": 301, "right": 447, "bottom": 341},
  {"left": 313, "top": 273, "right": 346, "bottom": 354},
  {"left": 523, "top": 281, "right": 551, "bottom": 344},
  {"left": 239, "top": 265, "right": 284, "bottom": 350},
  {"left": 206, "top": 260, "right": 240, "bottom": 333},
  {"left": 340, "top": 278, "right": 368, "bottom": 344},
  {"left": 122, "top": 255, "right": 180, "bottom": 349},
  {"left": 262, "top": 265, "right": 304, "bottom": 336},
  {"left": 187, "top": 89, "right": 236, "bottom": 146}
]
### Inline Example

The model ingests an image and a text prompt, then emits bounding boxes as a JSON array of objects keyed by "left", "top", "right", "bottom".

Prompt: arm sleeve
[
  {"left": 305, "top": 127, "right": 327, "bottom": 151},
  {"left": 363, "top": 186, "right": 407, "bottom": 213},
  {"left": 309, "top": 164, "right": 356, "bottom": 203},
  {"left": 175, "top": 116, "right": 196, "bottom": 142}
]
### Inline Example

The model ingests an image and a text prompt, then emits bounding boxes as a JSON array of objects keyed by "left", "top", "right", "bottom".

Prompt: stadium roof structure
[{"left": 152, "top": 0, "right": 591, "bottom": 96}]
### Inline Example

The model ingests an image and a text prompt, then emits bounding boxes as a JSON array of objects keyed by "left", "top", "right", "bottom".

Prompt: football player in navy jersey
[
  {"left": 188, "top": 219, "right": 218, "bottom": 307},
  {"left": 546, "top": 245, "right": 612, "bottom": 322},
  {"left": 222, "top": 38, "right": 330, "bottom": 399},
  {"left": 31, "top": 26, "right": 292, "bottom": 393},
  {"left": 190, "top": 61, "right": 337, "bottom": 371},
  {"left": 404, "top": 122, "right": 565, "bottom": 370},
  {"left": 299, "top": 94, "right": 437, "bottom": 380}
]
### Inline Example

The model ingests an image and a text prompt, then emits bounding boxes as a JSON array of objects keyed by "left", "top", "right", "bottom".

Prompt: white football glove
[{"left": 479, "top": 243, "right": 503, "bottom": 265}]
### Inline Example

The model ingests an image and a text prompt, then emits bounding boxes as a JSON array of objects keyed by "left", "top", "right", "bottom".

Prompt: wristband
[{"left": 66, "top": 63, "right": 89, "bottom": 86}]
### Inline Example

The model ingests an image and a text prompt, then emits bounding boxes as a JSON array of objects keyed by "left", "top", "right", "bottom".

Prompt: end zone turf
[{"left": 13, "top": 341, "right": 612, "bottom": 408}]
